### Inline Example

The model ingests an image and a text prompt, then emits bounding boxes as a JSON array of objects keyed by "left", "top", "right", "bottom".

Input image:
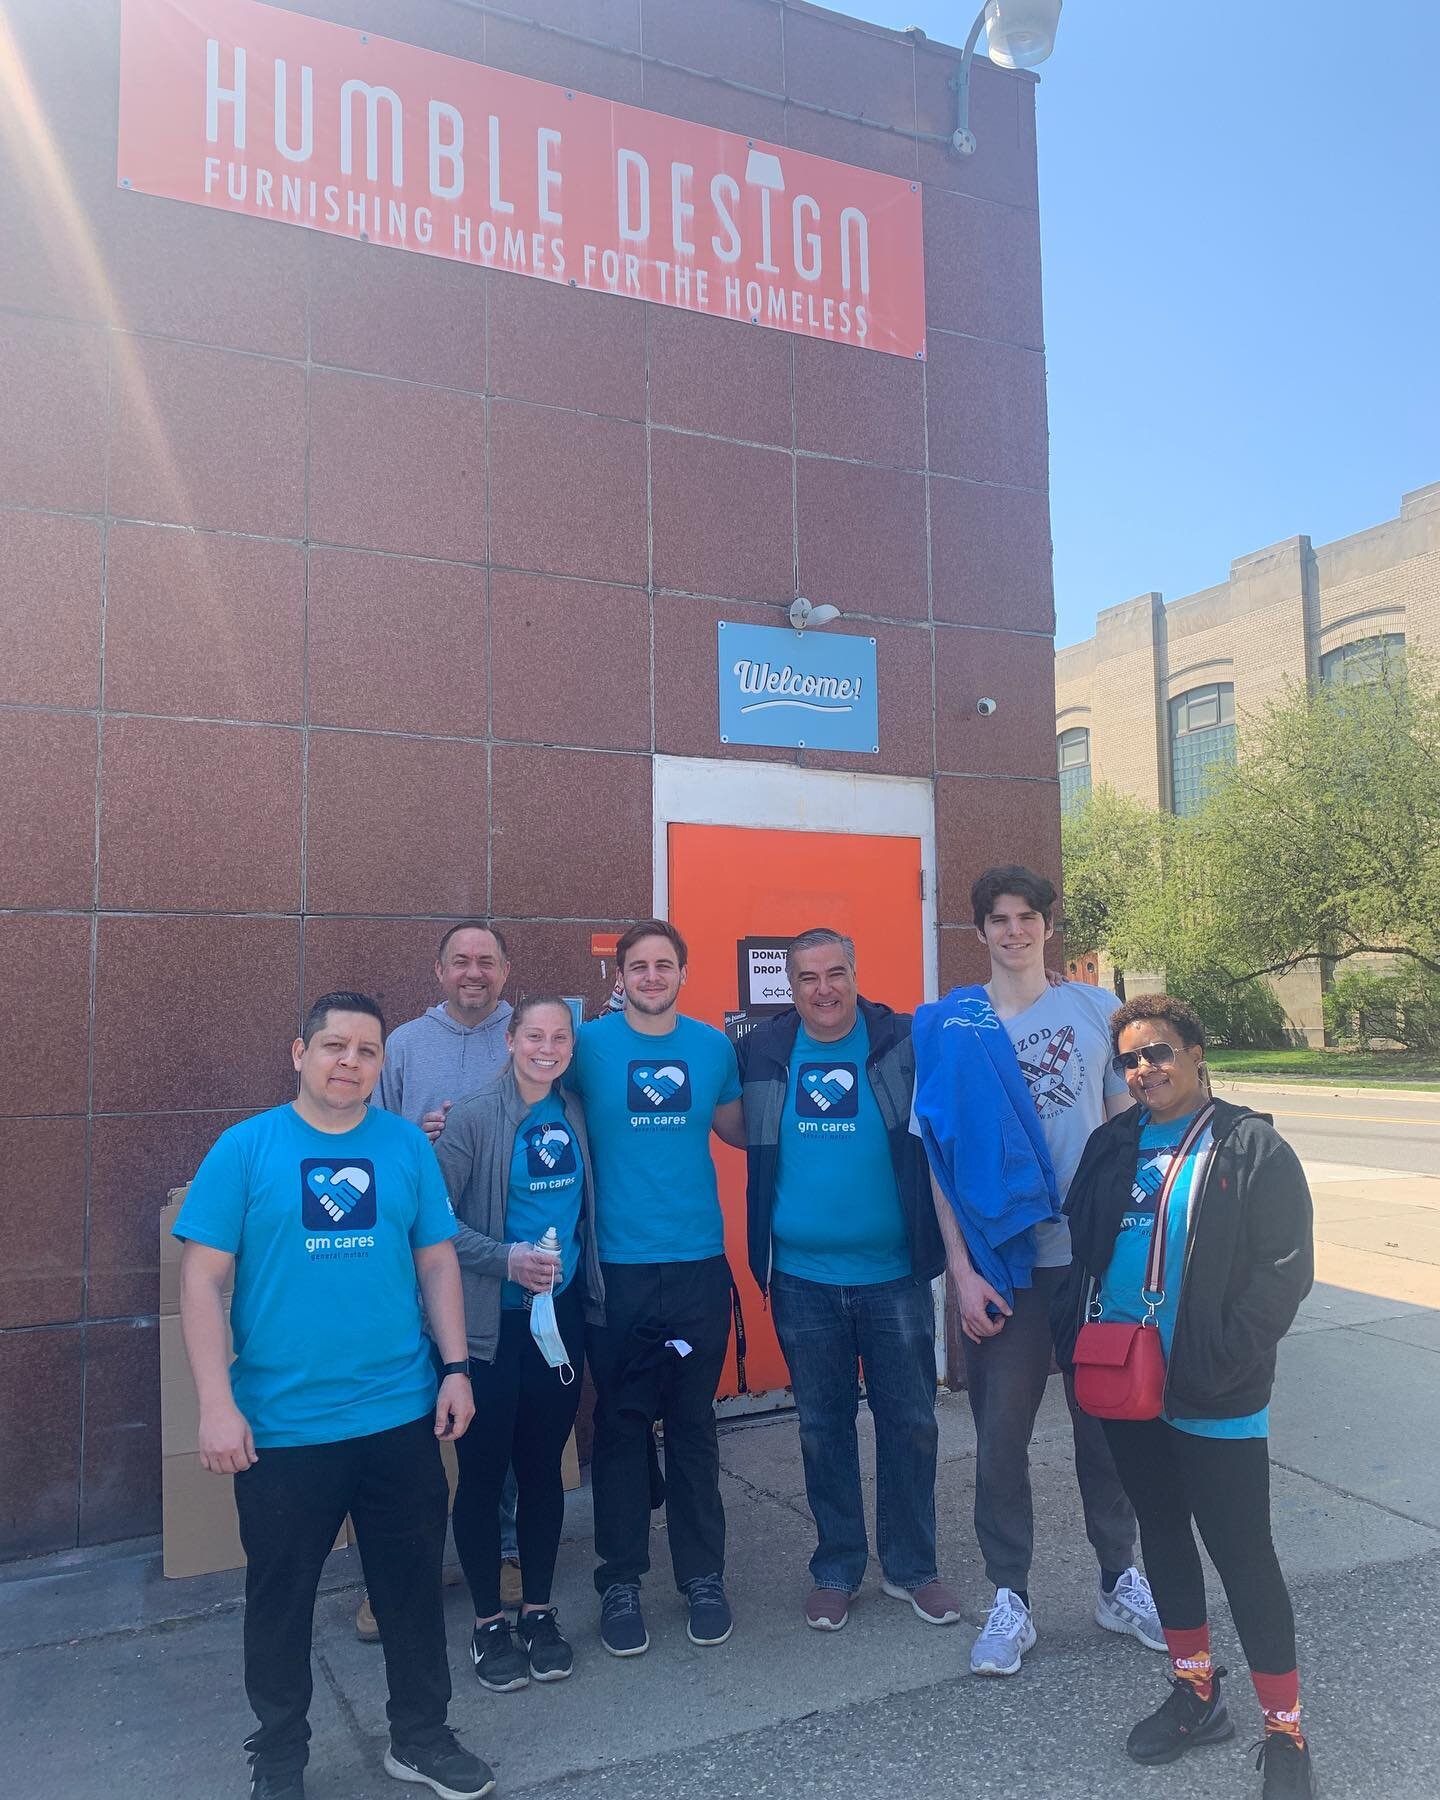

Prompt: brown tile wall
[{"left": 0, "top": 0, "right": 1057, "bottom": 1556}]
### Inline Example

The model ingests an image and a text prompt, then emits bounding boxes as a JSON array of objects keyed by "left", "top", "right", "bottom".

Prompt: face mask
[{"left": 529, "top": 1289, "right": 575, "bottom": 1385}]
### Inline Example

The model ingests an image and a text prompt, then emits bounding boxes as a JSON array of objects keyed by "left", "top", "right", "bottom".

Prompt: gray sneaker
[
  {"left": 1096, "top": 1566, "right": 1166, "bottom": 1651},
  {"left": 970, "top": 1587, "right": 1037, "bottom": 1676}
]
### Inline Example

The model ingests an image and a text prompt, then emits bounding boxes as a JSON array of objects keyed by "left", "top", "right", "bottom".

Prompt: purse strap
[{"left": 1140, "top": 1103, "right": 1215, "bottom": 1311}]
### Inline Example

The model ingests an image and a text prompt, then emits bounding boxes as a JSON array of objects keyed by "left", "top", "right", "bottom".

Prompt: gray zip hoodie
[
  {"left": 377, "top": 1001, "right": 515, "bottom": 1125},
  {"left": 433, "top": 1066, "right": 606, "bottom": 1362}
]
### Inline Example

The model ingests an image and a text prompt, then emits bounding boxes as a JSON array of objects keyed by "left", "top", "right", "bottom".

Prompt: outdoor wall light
[
  {"left": 790, "top": 596, "right": 841, "bottom": 631},
  {"left": 949, "top": 0, "right": 1063, "bottom": 156}
]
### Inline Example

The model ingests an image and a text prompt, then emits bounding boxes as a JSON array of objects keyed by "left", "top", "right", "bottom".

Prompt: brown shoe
[
  {"left": 882, "top": 1577, "right": 963, "bottom": 1625},
  {"left": 355, "top": 1592, "right": 380, "bottom": 1643},
  {"left": 500, "top": 1558, "right": 524, "bottom": 1610},
  {"left": 804, "top": 1587, "right": 850, "bottom": 1631}
]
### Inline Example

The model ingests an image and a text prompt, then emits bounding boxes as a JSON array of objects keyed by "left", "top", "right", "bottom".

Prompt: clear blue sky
[{"left": 854, "top": 0, "right": 1440, "bottom": 646}]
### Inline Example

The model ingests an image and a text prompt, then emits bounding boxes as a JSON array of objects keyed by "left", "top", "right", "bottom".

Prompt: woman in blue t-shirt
[
  {"left": 1056, "top": 995, "right": 1317, "bottom": 1800},
  {"left": 434, "top": 996, "right": 605, "bottom": 1693}
]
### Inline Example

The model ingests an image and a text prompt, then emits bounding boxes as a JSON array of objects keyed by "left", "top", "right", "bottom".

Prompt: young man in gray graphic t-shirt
[{"left": 917, "top": 867, "right": 1164, "bottom": 1679}]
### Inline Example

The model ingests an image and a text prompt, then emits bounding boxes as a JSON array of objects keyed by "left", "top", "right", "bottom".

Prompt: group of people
[{"left": 175, "top": 865, "right": 1317, "bottom": 1800}]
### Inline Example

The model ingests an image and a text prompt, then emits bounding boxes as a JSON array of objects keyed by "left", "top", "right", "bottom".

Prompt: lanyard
[{"left": 1140, "top": 1104, "right": 1215, "bottom": 1313}]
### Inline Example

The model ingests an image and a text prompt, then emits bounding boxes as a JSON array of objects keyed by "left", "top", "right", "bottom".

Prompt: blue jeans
[{"left": 770, "top": 1269, "right": 940, "bottom": 1593}]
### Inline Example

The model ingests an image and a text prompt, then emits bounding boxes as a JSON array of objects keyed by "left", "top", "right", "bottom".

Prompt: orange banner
[{"left": 116, "top": 0, "right": 927, "bottom": 359}]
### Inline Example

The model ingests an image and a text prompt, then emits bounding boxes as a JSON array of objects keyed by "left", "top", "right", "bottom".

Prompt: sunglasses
[{"left": 1111, "top": 1042, "right": 1178, "bottom": 1076}]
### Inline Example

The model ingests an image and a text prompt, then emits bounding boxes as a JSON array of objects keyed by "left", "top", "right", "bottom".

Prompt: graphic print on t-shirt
[
  {"left": 524, "top": 1122, "right": 578, "bottom": 1181},
  {"left": 1118, "top": 1147, "right": 1173, "bottom": 1235},
  {"left": 301, "top": 1158, "right": 378, "bottom": 1230},
  {"left": 628, "top": 1060, "right": 692, "bottom": 1116},
  {"left": 1012, "top": 1022, "right": 1086, "bottom": 1120},
  {"left": 797, "top": 1062, "right": 860, "bottom": 1119}
]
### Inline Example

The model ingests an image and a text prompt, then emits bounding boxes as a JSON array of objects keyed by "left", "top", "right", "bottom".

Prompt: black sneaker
[
  {"left": 1255, "top": 1732, "right": 1316, "bottom": 1798},
  {"left": 1126, "top": 1667, "right": 1235, "bottom": 1764},
  {"left": 469, "top": 1617, "right": 529, "bottom": 1692},
  {"left": 683, "top": 1573, "right": 734, "bottom": 1646},
  {"left": 599, "top": 1581, "right": 649, "bottom": 1657},
  {"left": 250, "top": 1774, "right": 305, "bottom": 1800},
  {"left": 517, "top": 1606, "right": 574, "bottom": 1682},
  {"left": 384, "top": 1733, "right": 495, "bottom": 1800}
]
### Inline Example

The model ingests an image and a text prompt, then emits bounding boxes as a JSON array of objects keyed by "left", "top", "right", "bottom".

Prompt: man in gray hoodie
[
  {"left": 379, "top": 922, "right": 515, "bottom": 1139},
  {"left": 357, "top": 920, "right": 517, "bottom": 1641}
]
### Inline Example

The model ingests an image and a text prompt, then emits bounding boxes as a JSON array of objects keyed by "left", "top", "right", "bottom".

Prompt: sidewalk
[{"left": 5, "top": 1164, "right": 1438, "bottom": 1800}]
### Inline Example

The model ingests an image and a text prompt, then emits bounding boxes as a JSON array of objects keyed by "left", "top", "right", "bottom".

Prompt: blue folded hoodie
[{"left": 912, "top": 985, "right": 1060, "bottom": 1305}]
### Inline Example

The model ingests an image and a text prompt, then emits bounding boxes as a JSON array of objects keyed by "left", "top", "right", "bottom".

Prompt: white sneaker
[
  {"left": 1095, "top": 1565, "right": 1166, "bottom": 1651},
  {"left": 970, "top": 1587, "right": 1037, "bottom": 1676}
]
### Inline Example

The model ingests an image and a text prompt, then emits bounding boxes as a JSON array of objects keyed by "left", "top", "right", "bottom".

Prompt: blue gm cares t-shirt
[
  {"left": 501, "top": 1098, "right": 585, "bottom": 1310},
  {"left": 1099, "top": 1111, "right": 1269, "bottom": 1440},
  {"left": 772, "top": 1017, "right": 909, "bottom": 1286},
  {"left": 173, "top": 1103, "right": 458, "bottom": 1448},
  {"left": 571, "top": 1013, "right": 741, "bottom": 1263}
]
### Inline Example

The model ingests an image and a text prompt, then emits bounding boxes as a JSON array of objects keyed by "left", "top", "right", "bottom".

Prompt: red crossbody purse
[{"left": 1072, "top": 1105, "right": 1214, "bottom": 1421}]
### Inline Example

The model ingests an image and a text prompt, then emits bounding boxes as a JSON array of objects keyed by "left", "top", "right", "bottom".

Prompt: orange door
[{"left": 667, "top": 824, "right": 925, "bottom": 1398}]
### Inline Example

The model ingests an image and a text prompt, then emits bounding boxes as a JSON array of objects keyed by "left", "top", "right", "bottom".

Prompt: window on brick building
[
  {"left": 1168, "top": 682, "right": 1236, "bottom": 816},
  {"left": 1057, "top": 726, "right": 1091, "bottom": 815},
  {"left": 1319, "top": 633, "right": 1406, "bottom": 688}
]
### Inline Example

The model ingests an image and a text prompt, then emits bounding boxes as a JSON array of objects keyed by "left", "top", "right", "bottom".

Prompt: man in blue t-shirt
[
  {"left": 568, "top": 919, "right": 744, "bottom": 1658},
  {"left": 737, "top": 928, "right": 957, "bottom": 1636},
  {"left": 174, "top": 991, "right": 493, "bottom": 1800}
]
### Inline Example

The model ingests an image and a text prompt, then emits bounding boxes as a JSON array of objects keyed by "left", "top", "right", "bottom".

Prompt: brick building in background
[
  {"left": 1054, "top": 481, "right": 1440, "bottom": 1040},
  {"left": 0, "top": 0, "right": 1058, "bottom": 1558}
]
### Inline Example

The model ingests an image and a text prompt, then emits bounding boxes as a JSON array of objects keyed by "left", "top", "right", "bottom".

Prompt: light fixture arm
[{"left": 948, "top": 5, "right": 989, "bottom": 158}]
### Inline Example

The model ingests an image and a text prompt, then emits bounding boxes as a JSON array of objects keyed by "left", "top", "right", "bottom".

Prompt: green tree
[
  {"left": 1202, "top": 657, "right": 1440, "bottom": 981},
  {"left": 1059, "top": 785, "right": 1164, "bottom": 964}
]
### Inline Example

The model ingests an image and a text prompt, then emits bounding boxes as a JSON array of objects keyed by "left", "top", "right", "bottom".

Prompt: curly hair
[{"left": 1108, "top": 993, "right": 1206, "bottom": 1053}]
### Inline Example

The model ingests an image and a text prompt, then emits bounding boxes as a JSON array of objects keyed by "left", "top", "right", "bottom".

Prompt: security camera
[{"left": 976, "top": 697, "right": 998, "bottom": 717}]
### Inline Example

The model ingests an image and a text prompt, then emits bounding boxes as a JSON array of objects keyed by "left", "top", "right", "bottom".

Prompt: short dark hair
[
  {"left": 1109, "top": 993, "right": 1207, "bottom": 1053},
  {"left": 302, "top": 991, "right": 387, "bottom": 1046},
  {"left": 616, "top": 918, "right": 688, "bottom": 971},
  {"left": 436, "top": 919, "right": 510, "bottom": 964},
  {"left": 508, "top": 993, "right": 575, "bottom": 1035},
  {"left": 971, "top": 865, "right": 1057, "bottom": 931}
]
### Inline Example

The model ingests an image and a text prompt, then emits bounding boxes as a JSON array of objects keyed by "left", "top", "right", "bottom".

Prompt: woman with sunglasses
[
  {"left": 434, "top": 995, "right": 605, "bottom": 1693},
  {"left": 1054, "top": 995, "right": 1316, "bottom": 1799}
]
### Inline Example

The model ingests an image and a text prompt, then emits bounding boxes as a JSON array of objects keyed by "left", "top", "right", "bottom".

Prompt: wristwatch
[{"left": 438, "top": 1361, "right": 471, "bottom": 1379}]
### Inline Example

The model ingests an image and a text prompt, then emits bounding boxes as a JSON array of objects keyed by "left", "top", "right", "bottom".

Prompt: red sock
[
  {"left": 1252, "top": 1670, "right": 1304, "bottom": 1745},
  {"left": 1164, "top": 1625, "right": 1213, "bottom": 1701}
]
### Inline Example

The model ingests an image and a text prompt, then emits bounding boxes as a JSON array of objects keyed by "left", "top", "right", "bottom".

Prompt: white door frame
[
  {"left": 652, "top": 755, "right": 946, "bottom": 1399},
  {"left": 652, "top": 755, "right": 940, "bottom": 1002}
]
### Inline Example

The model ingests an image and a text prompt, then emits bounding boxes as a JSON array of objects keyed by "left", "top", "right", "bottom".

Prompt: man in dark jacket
[{"left": 737, "top": 927, "right": 958, "bottom": 1633}]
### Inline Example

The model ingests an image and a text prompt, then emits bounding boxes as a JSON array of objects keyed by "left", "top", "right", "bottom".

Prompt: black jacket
[
  {"left": 737, "top": 997, "right": 945, "bottom": 1296},
  {"left": 1052, "top": 1097, "right": 1314, "bottom": 1421}
]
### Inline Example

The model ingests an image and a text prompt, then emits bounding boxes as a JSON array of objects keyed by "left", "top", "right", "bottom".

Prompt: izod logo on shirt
[
  {"left": 797, "top": 1063, "right": 859, "bottom": 1121},
  {"left": 524, "top": 1123, "right": 578, "bottom": 1185},
  {"left": 628, "top": 1060, "right": 691, "bottom": 1124}
]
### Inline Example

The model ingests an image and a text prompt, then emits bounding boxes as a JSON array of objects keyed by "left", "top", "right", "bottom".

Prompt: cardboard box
[
  {"left": 160, "top": 1187, "right": 232, "bottom": 1317},
  {"left": 162, "top": 1450, "right": 247, "bottom": 1579}
]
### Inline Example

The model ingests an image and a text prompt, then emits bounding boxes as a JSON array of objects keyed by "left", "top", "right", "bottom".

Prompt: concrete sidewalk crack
[
  {"left": 1268, "top": 1456, "right": 1440, "bottom": 1537},
  {"left": 719, "top": 1461, "right": 814, "bottom": 1527},
  {"left": 315, "top": 1642, "right": 383, "bottom": 1772}
]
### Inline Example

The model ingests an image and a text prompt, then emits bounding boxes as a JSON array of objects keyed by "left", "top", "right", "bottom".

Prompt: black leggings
[
  {"left": 451, "top": 1282, "right": 584, "bottom": 1617},
  {"left": 1103, "top": 1418, "right": 1296, "bottom": 1674}
]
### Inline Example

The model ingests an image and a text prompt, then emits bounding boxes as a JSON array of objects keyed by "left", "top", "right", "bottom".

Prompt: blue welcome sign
[{"left": 716, "top": 622, "right": 879, "bottom": 753}]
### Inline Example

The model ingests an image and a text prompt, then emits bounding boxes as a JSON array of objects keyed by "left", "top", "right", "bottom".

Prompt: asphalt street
[{"left": 1214, "top": 1078, "right": 1440, "bottom": 1175}]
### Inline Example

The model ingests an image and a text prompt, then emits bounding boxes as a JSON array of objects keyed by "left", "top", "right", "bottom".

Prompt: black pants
[
  {"left": 232, "top": 1413, "right": 451, "bottom": 1777},
  {"left": 451, "top": 1282, "right": 585, "bottom": 1616},
  {"left": 586, "top": 1255, "right": 732, "bottom": 1594},
  {"left": 1103, "top": 1418, "right": 1297, "bottom": 1673}
]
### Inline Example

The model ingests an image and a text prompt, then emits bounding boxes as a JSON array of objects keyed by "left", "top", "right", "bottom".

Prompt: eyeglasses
[{"left": 1111, "top": 1042, "right": 1178, "bottom": 1076}]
